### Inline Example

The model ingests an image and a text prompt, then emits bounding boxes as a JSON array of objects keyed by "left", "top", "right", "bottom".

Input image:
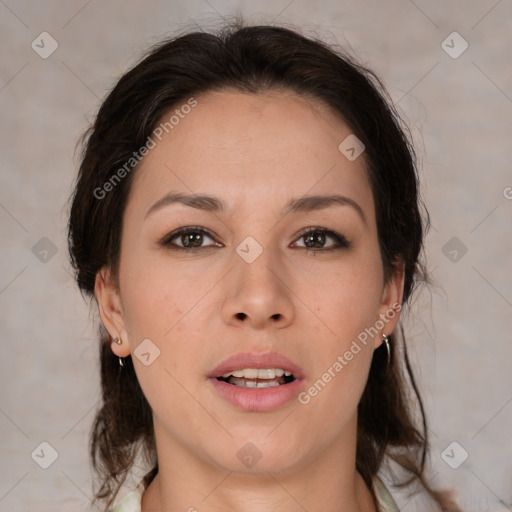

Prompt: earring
[
  {"left": 382, "top": 334, "right": 391, "bottom": 367},
  {"left": 113, "top": 337, "right": 124, "bottom": 367}
]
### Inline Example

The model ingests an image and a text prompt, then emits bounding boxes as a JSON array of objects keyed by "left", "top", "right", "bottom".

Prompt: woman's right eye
[{"left": 160, "top": 227, "right": 221, "bottom": 251}]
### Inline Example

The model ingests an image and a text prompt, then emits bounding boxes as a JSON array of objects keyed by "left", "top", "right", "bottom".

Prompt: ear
[
  {"left": 94, "top": 267, "right": 131, "bottom": 358},
  {"left": 374, "top": 260, "right": 405, "bottom": 349}
]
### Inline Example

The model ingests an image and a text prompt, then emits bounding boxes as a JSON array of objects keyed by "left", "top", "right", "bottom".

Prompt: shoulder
[{"left": 112, "top": 480, "right": 144, "bottom": 512}]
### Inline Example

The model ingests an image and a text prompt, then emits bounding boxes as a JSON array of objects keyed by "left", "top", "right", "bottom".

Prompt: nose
[{"left": 221, "top": 245, "right": 295, "bottom": 330}]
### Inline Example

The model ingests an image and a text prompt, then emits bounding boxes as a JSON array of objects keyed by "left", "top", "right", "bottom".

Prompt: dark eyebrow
[
  {"left": 283, "top": 194, "right": 367, "bottom": 225},
  {"left": 145, "top": 192, "right": 367, "bottom": 225},
  {"left": 145, "top": 192, "right": 228, "bottom": 219}
]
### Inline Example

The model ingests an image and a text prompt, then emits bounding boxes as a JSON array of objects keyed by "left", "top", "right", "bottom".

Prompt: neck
[{"left": 141, "top": 416, "right": 377, "bottom": 512}]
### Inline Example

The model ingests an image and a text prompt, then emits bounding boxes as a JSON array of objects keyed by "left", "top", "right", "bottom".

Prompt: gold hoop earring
[{"left": 382, "top": 334, "right": 391, "bottom": 367}]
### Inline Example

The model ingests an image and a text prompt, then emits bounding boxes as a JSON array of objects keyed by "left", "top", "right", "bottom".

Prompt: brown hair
[{"left": 67, "top": 17, "right": 461, "bottom": 511}]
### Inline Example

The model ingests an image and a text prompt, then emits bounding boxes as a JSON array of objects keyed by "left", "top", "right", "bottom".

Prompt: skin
[{"left": 95, "top": 89, "right": 404, "bottom": 512}]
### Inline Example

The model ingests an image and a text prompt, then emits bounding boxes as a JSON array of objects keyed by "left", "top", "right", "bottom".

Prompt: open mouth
[{"left": 217, "top": 368, "right": 297, "bottom": 388}]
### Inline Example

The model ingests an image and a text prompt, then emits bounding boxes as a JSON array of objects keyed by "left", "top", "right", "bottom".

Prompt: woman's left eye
[{"left": 292, "top": 227, "right": 350, "bottom": 252}]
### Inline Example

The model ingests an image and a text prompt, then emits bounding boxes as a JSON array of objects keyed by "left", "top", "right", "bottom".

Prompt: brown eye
[
  {"left": 293, "top": 227, "right": 350, "bottom": 252},
  {"left": 161, "top": 227, "right": 220, "bottom": 250}
]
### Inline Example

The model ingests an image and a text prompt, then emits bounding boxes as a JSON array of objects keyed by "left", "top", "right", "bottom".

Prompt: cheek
[
  {"left": 119, "top": 252, "right": 212, "bottom": 376},
  {"left": 306, "top": 255, "right": 384, "bottom": 340},
  {"left": 294, "top": 323, "right": 374, "bottom": 452},
  {"left": 120, "top": 251, "right": 196, "bottom": 340},
  {"left": 120, "top": 269, "right": 204, "bottom": 427},
  {"left": 297, "top": 253, "right": 383, "bottom": 410}
]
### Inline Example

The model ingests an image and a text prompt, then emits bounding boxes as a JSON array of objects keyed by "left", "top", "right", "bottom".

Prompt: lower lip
[{"left": 209, "top": 378, "right": 305, "bottom": 412}]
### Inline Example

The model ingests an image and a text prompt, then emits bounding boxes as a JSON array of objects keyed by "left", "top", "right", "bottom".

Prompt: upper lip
[{"left": 209, "top": 351, "right": 305, "bottom": 379}]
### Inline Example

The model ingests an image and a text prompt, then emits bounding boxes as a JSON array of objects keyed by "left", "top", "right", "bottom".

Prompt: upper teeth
[{"left": 221, "top": 368, "right": 293, "bottom": 379}]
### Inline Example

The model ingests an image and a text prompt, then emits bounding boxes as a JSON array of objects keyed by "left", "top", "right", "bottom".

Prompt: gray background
[{"left": 1, "top": 1, "right": 511, "bottom": 510}]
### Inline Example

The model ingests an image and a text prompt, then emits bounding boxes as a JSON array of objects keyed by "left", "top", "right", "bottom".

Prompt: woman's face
[{"left": 96, "top": 89, "right": 403, "bottom": 475}]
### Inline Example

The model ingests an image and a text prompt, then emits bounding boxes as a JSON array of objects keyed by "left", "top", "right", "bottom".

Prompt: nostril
[{"left": 234, "top": 313, "right": 281, "bottom": 321}]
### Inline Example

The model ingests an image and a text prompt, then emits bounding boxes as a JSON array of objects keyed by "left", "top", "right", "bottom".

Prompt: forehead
[
  {"left": 160, "top": 88, "right": 354, "bottom": 160},
  {"left": 129, "top": 89, "right": 374, "bottom": 221}
]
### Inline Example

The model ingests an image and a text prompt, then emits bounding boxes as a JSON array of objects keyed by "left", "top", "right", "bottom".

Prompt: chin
[{"left": 207, "top": 434, "right": 310, "bottom": 475}]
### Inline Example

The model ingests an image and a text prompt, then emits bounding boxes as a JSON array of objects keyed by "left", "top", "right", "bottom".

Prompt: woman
[{"left": 67, "top": 19, "right": 462, "bottom": 512}]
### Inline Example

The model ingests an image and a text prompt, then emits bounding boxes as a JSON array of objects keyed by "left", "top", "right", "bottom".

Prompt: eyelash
[{"left": 159, "top": 226, "right": 351, "bottom": 253}]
